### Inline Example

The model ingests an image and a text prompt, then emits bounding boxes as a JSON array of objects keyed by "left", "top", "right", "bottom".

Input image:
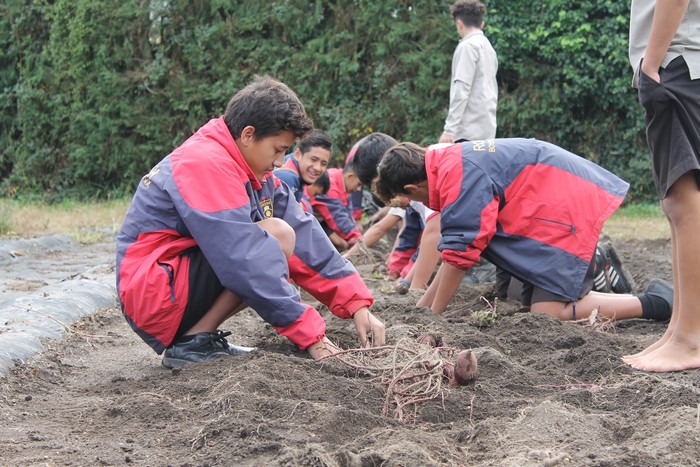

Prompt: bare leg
[
  {"left": 624, "top": 173, "right": 700, "bottom": 372},
  {"left": 531, "top": 292, "right": 644, "bottom": 321},
  {"left": 184, "top": 291, "right": 247, "bottom": 335},
  {"left": 622, "top": 205, "right": 679, "bottom": 360},
  {"left": 185, "top": 218, "right": 296, "bottom": 335}
]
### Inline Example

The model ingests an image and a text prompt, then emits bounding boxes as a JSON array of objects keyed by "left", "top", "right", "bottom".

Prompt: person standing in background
[
  {"left": 625, "top": 0, "right": 700, "bottom": 372},
  {"left": 439, "top": 0, "right": 498, "bottom": 144},
  {"left": 440, "top": 0, "right": 507, "bottom": 296}
]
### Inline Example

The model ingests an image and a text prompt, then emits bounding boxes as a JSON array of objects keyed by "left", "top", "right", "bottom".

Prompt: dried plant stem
[{"left": 323, "top": 338, "right": 459, "bottom": 423}]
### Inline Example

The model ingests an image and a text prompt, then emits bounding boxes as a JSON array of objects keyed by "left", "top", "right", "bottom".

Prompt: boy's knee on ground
[
  {"left": 530, "top": 301, "right": 570, "bottom": 320},
  {"left": 257, "top": 218, "right": 296, "bottom": 258}
]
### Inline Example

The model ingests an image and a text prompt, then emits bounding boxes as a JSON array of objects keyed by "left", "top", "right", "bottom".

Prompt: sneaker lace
[{"left": 211, "top": 330, "right": 233, "bottom": 351}]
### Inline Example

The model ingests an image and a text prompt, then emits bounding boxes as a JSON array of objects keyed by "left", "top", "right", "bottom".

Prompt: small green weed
[
  {"left": 471, "top": 309, "right": 497, "bottom": 327},
  {"left": 471, "top": 296, "right": 498, "bottom": 327}
]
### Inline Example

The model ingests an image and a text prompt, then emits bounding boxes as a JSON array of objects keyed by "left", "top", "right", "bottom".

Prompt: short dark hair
[
  {"left": 351, "top": 133, "right": 399, "bottom": 187},
  {"left": 297, "top": 129, "right": 332, "bottom": 154},
  {"left": 224, "top": 76, "right": 314, "bottom": 140},
  {"left": 450, "top": 0, "right": 486, "bottom": 28},
  {"left": 374, "top": 142, "right": 427, "bottom": 203},
  {"left": 311, "top": 170, "right": 331, "bottom": 194}
]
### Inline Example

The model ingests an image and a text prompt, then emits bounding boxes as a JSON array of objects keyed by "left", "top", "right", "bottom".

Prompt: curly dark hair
[
  {"left": 450, "top": 0, "right": 487, "bottom": 28},
  {"left": 224, "top": 76, "right": 314, "bottom": 140}
]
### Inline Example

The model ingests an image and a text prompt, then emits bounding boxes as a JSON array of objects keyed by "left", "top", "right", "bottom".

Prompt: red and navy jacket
[
  {"left": 310, "top": 168, "right": 362, "bottom": 242},
  {"left": 116, "top": 118, "right": 373, "bottom": 354},
  {"left": 426, "top": 139, "right": 629, "bottom": 300},
  {"left": 274, "top": 156, "right": 304, "bottom": 202},
  {"left": 274, "top": 157, "right": 317, "bottom": 214},
  {"left": 345, "top": 143, "right": 364, "bottom": 221},
  {"left": 299, "top": 186, "right": 314, "bottom": 213}
]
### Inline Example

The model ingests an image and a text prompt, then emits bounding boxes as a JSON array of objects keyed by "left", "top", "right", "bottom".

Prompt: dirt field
[{"left": 1, "top": 236, "right": 699, "bottom": 466}]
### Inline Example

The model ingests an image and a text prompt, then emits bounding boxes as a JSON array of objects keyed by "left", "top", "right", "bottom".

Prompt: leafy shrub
[{"left": 0, "top": 0, "right": 654, "bottom": 202}]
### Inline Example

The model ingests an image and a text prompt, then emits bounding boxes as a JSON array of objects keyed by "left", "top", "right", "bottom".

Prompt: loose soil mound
[{"left": 2, "top": 237, "right": 699, "bottom": 466}]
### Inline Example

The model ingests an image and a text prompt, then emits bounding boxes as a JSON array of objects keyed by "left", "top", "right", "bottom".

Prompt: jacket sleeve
[
  {"left": 438, "top": 160, "right": 499, "bottom": 270},
  {"left": 170, "top": 160, "right": 326, "bottom": 350},
  {"left": 311, "top": 194, "right": 362, "bottom": 242},
  {"left": 274, "top": 169, "right": 302, "bottom": 201},
  {"left": 274, "top": 182, "right": 373, "bottom": 318},
  {"left": 444, "top": 41, "right": 479, "bottom": 135},
  {"left": 299, "top": 193, "right": 312, "bottom": 213}
]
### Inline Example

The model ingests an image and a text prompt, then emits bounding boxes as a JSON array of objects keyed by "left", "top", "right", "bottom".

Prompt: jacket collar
[{"left": 201, "top": 117, "right": 264, "bottom": 190}]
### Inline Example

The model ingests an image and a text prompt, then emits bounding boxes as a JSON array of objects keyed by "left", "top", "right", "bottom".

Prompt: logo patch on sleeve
[
  {"left": 261, "top": 198, "right": 273, "bottom": 218},
  {"left": 142, "top": 166, "right": 160, "bottom": 188}
]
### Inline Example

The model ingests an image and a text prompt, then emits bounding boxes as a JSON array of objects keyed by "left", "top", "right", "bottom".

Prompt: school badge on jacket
[{"left": 260, "top": 198, "right": 273, "bottom": 218}]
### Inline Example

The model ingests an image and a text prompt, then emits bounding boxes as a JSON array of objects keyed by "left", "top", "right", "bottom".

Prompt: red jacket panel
[
  {"left": 310, "top": 168, "right": 362, "bottom": 242},
  {"left": 426, "top": 138, "right": 629, "bottom": 300}
]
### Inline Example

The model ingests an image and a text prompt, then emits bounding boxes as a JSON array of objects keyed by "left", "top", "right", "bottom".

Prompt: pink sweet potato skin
[
  {"left": 451, "top": 350, "right": 478, "bottom": 386},
  {"left": 417, "top": 334, "right": 438, "bottom": 348}
]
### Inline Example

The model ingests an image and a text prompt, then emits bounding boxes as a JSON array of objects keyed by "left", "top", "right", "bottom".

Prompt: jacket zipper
[
  {"left": 534, "top": 217, "right": 576, "bottom": 234},
  {"left": 158, "top": 262, "right": 176, "bottom": 301}
]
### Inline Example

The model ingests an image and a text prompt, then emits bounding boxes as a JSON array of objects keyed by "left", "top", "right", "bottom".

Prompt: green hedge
[
  {"left": 489, "top": 0, "right": 653, "bottom": 202},
  {"left": 0, "top": 0, "right": 654, "bottom": 202}
]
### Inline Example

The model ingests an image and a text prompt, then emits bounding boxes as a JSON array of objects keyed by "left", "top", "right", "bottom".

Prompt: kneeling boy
[{"left": 374, "top": 139, "right": 671, "bottom": 322}]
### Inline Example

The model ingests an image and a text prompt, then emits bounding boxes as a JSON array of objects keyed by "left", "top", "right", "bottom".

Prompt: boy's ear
[
  {"left": 293, "top": 147, "right": 303, "bottom": 160},
  {"left": 403, "top": 183, "right": 420, "bottom": 194},
  {"left": 239, "top": 125, "right": 256, "bottom": 145}
]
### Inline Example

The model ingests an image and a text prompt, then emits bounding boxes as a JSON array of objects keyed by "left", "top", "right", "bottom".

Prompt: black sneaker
[
  {"left": 642, "top": 278, "right": 673, "bottom": 321},
  {"left": 592, "top": 244, "right": 612, "bottom": 293},
  {"left": 602, "top": 241, "right": 635, "bottom": 294},
  {"left": 162, "top": 330, "right": 233, "bottom": 369}
]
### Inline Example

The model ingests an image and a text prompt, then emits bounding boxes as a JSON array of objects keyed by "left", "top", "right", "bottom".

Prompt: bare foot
[
  {"left": 622, "top": 331, "right": 672, "bottom": 361},
  {"left": 624, "top": 315, "right": 679, "bottom": 360},
  {"left": 623, "top": 337, "right": 700, "bottom": 372}
]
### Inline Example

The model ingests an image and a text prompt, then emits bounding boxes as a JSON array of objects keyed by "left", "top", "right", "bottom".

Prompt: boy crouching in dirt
[
  {"left": 116, "top": 77, "right": 385, "bottom": 368},
  {"left": 373, "top": 139, "right": 673, "bottom": 322}
]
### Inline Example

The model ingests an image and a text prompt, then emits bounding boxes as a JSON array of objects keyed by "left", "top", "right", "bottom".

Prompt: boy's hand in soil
[
  {"left": 353, "top": 307, "right": 386, "bottom": 348},
  {"left": 307, "top": 308, "right": 385, "bottom": 360},
  {"left": 307, "top": 337, "right": 342, "bottom": 360}
]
